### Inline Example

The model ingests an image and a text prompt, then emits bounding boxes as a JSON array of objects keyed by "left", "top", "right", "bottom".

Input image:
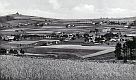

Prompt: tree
[
  {"left": 83, "top": 33, "right": 89, "bottom": 38},
  {"left": 125, "top": 38, "right": 136, "bottom": 60},
  {"left": 126, "top": 40, "right": 135, "bottom": 60},
  {"left": 114, "top": 43, "right": 122, "bottom": 60},
  {"left": 76, "top": 33, "right": 80, "bottom": 39},
  {"left": 95, "top": 29, "right": 99, "bottom": 33},
  {"left": 20, "top": 49, "right": 25, "bottom": 54},
  {"left": 0, "top": 48, "right": 6, "bottom": 55},
  {"left": 104, "top": 32, "right": 116, "bottom": 41},
  {"left": 122, "top": 43, "right": 128, "bottom": 63}
]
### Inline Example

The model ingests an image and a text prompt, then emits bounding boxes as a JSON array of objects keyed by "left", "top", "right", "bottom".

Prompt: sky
[{"left": 0, "top": 0, "right": 136, "bottom": 19}]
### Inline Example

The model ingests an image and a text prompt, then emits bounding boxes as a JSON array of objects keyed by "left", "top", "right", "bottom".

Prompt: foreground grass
[{"left": 0, "top": 55, "right": 136, "bottom": 80}]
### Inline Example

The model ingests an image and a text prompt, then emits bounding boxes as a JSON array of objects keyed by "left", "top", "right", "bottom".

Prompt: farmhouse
[
  {"left": 126, "top": 34, "right": 136, "bottom": 37},
  {"left": 122, "top": 36, "right": 133, "bottom": 41},
  {"left": 2, "top": 35, "right": 15, "bottom": 41},
  {"left": 102, "top": 27, "right": 111, "bottom": 32}
]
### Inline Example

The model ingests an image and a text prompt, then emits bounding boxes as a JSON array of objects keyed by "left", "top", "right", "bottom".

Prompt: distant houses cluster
[{"left": 1, "top": 13, "right": 136, "bottom": 55}]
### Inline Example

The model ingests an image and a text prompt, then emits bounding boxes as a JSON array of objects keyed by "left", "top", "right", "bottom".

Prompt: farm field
[
  {"left": 86, "top": 52, "right": 115, "bottom": 60},
  {"left": 1, "top": 28, "right": 30, "bottom": 31},
  {"left": 25, "top": 25, "right": 95, "bottom": 34},
  {"left": 42, "top": 26, "right": 65, "bottom": 28},
  {"left": 26, "top": 47, "right": 101, "bottom": 57},
  {"left": 26, "top": 28, "right": 90, "bottom": 33},
  {"left": 42, "top": 25, "right": 94, "bottom": 28},
  {"left": 0, "top": 55, "right": 136, "bottom": 80},
  {"left": 35, "top": 45, "right": 114, "bottom": 50},
  {"left": 31, "top": 45, "right": 115, "bottom": 58}
]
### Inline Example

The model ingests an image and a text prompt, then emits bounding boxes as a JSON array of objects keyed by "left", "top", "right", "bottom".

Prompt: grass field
[
  {"left": 25, "top": 25, "right": 94, "bottom": 34},
  {"left": 26, "top": 28, "right": 90, "bottom": 34},
  {"left": 27, "top": 47, "right": 101, "bottom": 57},
  {"left": 35, "top": 45, "right": 114, "bottom": 50},
  {"left": 26, "top": 45, "right": 115, "bottom": 58},
  {"left": 0, "top": 55, "right": 136, "bottom": 80}
]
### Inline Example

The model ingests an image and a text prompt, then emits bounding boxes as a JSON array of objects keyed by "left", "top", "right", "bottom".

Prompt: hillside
[
  {"left": 1, "top": 13, "right": 136, "bottom": 23},
  {"left": 0, "top": 13, "right": 136, "bottom": 28}
]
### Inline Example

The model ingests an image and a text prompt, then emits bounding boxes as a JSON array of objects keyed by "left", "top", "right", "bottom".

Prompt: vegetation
[
  {"left": 104, "top": 32, "right": 118, "bottom": 41},
  {"left": 0, "top": 16, "right": 14, "bottom": 23},
  {"left": 0, "top": 55, "right": 135, "bottom": 80},
  {"left": 114, "top": 43, "right": 122, "bottom": 60},
  {"left": 115, "top": 37, "right": 136, "bottom": 62},
  {"left": 0, "top": 48, "right": 6, "bottom": 55}
]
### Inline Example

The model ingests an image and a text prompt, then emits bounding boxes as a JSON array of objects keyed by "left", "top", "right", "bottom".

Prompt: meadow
[
  {"left": 27, "top": 47, "right": 101, "bottom": 57},
  {"left": 0, "top": 55, "right": 136, "bottom": 80}
]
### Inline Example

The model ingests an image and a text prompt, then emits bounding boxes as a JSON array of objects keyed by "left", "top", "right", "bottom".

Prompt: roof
[
  {"left": 9, "top": 41, "right": 39, "bottom": 45},
  {"left": 7, "top": 36, "right": 15, "bottom": 39},
  {"left": 126, "top": 34, "right": 136, "bottom": 37}
]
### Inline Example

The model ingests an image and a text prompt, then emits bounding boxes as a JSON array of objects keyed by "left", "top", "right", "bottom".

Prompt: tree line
[{"left": 115, "top": 37, "right": 136, "bottom": 62}]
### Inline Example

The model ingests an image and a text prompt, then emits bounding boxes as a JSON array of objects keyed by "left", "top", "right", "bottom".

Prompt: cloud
[
  {"left": 69, "top": 4, "right": 96, "bottom": 18},
  {"left": 49, "top": 0, "right": 61, "bottom": 9},
  {"left": 0, "top": 1, "right": 10, "bottom": 15},
  {"left": 110, "top": 8, "right": 127, "bottom": 14},
  {"left": 1, "top": 0, "right": 136, "bottom": 19},
  {"left": 73, "top": 4, "right": 95, "bottom": 13},
  {"left": 7, "top": 8, "right": 68, "bottom": 19},
  {"left": 106, "top": 8, "right": 136, "bottom": 18}
]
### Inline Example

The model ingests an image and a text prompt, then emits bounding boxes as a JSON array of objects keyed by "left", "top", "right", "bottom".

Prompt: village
[
  {"left": 0, "top": 13, "right": 136, "bottom": 60},
  {"left": 1, "top": 0, "right": 136, "bottom": 79}
]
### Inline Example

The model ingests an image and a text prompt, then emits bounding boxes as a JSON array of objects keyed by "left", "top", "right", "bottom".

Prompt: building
[
  {"left": 126, "top": 34, "right": 136, "bottom": 37},
  {"left": 2, "top": 35, "right": 15, "bottom": 41},
  {"left": 102, "top": 27, "right": 111, "bottom": 32}
]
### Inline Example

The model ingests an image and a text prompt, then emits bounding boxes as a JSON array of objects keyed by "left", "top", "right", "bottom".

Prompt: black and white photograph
[{"left": 0, "top": 0, "right": 136, "bottom": 80}]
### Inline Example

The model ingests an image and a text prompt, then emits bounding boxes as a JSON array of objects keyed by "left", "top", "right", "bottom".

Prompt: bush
[
  {"left": 0, "top": 48, "right": 6, "bottom": 55},
  {"left": 9, "top": 49, "right": 18, "bottom": 54}
]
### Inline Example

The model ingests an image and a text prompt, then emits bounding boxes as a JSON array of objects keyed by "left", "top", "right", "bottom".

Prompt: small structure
[
  {"left": 66, "top": 24, "right": 75, "bottom": 28},
  {"left": 2, "top": 35, "right": 15, "bottom": 41},
  {"left": 102, "top": 27, "right": 111, "bottom": 32},
  {"left": 126, "top": 34, "right": 136, "bottom": 37}
]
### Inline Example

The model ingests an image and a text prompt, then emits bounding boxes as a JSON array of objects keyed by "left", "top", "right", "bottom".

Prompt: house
[
  {"left": 122, "top": 36, "right": 133, "bottom": 42},
  {"left": 102, "top": 27, "right": 111, "bottom": 32},
  {"left": 126, "top": 34, "right": 136, "bottom": 37},
  {"left": 109, "top": 38, "right": 118, "bottom": 42},
  {"left": 2, "top": 35, "right": 15, "bottom": 41}
]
